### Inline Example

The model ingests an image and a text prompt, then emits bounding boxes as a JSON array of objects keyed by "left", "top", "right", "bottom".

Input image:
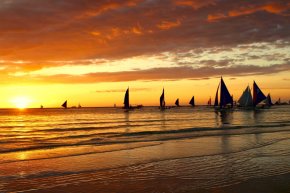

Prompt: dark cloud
[
  {"left": 0, "top": 0, "right": 289, "bottom": 63},
  {"left": 198, "top": 59, "right": 233, "bottom": 67}
]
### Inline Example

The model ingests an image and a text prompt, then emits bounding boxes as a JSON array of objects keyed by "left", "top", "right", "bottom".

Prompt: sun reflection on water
[{"left": 18, "top": 152, "right": 28, "bottom": 160}]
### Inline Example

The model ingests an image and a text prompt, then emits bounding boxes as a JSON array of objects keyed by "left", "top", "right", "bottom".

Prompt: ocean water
[{"left": 0, "top": 106, "right": 290, "bottom": 192}]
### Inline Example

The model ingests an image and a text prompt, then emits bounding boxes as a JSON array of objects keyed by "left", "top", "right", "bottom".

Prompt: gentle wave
[
  {"left": 0, "top": 122, "right": 289, "bottom": 154},
  {"left": 1, "top": 137, "right": 289, "bottom": 181}
]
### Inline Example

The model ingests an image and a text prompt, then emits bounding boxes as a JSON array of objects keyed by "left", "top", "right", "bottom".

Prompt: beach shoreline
[{"left": 0, "top": 107, "right": 289, "bottom": 193}]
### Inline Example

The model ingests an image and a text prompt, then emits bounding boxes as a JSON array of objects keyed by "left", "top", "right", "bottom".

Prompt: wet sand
[
  {"left": 22, "top": 172, "right": 290, "bottom": 193},
  {"left": 1, "top": 134, "right": 290, "bottom": 193}
]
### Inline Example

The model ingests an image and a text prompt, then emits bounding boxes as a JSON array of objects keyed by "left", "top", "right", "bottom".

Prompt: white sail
[{"left": 238, "top": 86, "right": 252, "bottom": 107}]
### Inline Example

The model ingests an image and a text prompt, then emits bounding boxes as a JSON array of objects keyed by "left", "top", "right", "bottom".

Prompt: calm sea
[{"left": 0, "top": 106, "right": 290, "bottom": 192}]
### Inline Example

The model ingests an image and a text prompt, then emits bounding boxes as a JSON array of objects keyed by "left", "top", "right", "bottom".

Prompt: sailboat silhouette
[
  {"left": 160, "top": 88, "right": 166, "bottom": 110},
  {"left": 123, "top": 88, "right": 130, "bottom": 110},
  {"left": 237, "top": 85, "right": 253, "bottom": 107},
  {"left": 62, "top": 100, "right": 67, "bottom": 109},
  {"left": 253, "top": 81, "right": 266, "bottom": 107},
  {"left": 207, "top": 97, "right": 211, "bottom": 106},
  {"left": 175, "top": 98, "right": 180, "bottom": 107},
  {"left": 264, "top": 93, "right": 273, "bottom": 107},
  {"left": 214, "top": 77, "right": 233, "bottom": 109},
  {"left": 189, "top": 96, "right": 195, "bottom": 107}
]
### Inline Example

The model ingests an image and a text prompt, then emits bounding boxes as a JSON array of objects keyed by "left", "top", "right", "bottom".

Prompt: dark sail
[
  {"left": 253, "top": 81, "right": 266, "bottom": 106},
  {"left": 124, "top": 88, "right": 129, "bottom": 109},
  {"left": 265, "top": 93, "right": 273, "bottom": 106},
  {"left": 220, "top": 77, "right": 233, "bottom": 108},
  {"left": 214, "top": 83, "right": 220, "bottom": 107},
  {"left": 208, "top": 97, "right": 211, "bottom": 106},
  {"left": 189, "top": 96, "right": 195, "bottom": 106},
  {"left": 160, "top": 88, "right": 165, "bottom": 108},
  {"left": 62, "top": 100, "right": 67, "bottom": 108},
  {"left": 275, "top": 98, "right": 281, "bottom": 105},
  {"left": 175, "top": 98, "right": 180, "bottom": 106}
]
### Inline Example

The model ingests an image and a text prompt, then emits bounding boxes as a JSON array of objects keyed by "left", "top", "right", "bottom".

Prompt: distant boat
[
  {"left": 62, "top": 100, "right": 67, "bottom": 109},
  {"left": 275, "top": 98, "right": 281, "bottom": 105},
  {"left": 78, "top": 103, "right": 82, "bottom": 108},
  {"left": 237, "top": 85, "right": 253, "bottom": 107},
  {"left": 253, "top": 81, "right": 266, "bottom": 107},
  {"left": 214, "top": 77, "right": 233, "bottom": 109},
  {"left": 189, "top": 96, "right": 195, "bottom": 107},
  {"left": 124, "top": 88, "right": 130, "bottom": 110},
  {"left": 175, "top": 98, "right": 180, "bottom": 107},
  {"left": 264, "top": 94, "right": 273, "bottom": 107},
  {"left": 207, "top": 97, "right": 211, "bottom": 106},
  {"left": 160, "top": 88, "right": 166, "bottom": 109},
  {"left": 40, "top": 105, "right": 43, "bottom": 109}
]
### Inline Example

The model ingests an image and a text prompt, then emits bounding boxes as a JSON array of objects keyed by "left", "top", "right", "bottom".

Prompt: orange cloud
[
  {"left": 207, "top": 13, "right": 227, "bottom": 21},
  {"left": 175, "top": 0, "right": 216, "bottom": 9},
  {"left": 0, "top": 0, "right": 289, "bottom": 70},
  {"left": 208, "top": 2, "right": 290, "bottom": 21},
  {"left": 78, "top": 0, "right": 141, "bottom": 19},
  {"left": 157, "top": 20, "right": 181, "bottom": 30},
  {"left": 229, "top": 2, "right": 289, "bottom": 17}
]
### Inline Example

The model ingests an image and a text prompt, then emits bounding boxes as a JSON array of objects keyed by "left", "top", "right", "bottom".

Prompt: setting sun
[{"left": 11, "top": 97, "right": 31, "bottom": 109}]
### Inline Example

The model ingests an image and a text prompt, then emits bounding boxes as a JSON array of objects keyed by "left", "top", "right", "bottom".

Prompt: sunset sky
[{"left": 0, "top": 0, "right": 289, "bottom": 108}]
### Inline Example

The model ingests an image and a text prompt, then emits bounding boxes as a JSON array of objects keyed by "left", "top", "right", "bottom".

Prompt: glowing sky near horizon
[{"left": 0, "top": 0, "right": 289, "bottom": 108}]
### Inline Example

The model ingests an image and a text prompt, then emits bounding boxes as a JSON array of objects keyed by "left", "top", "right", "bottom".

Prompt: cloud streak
[{"left": 9, "top": 63, "right": 288, "bottom": 84}]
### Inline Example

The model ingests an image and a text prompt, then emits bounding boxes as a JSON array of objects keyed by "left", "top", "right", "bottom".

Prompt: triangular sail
[
  {"left": 238, "top": 87, "right": 247, "bottom": 106},
  {"left": 264, "top": 94, "right": 273, "bottom": 106},
  {"left": 62, "top": 100, "right": 67, "bottom": 108},
  {"left": 245, "top": 87, "right": 253, "bottom": 106},
  {"left": 220, "top": 77, "right": 233, "bottom": 108},
  {"left": 253, "top": 81, "right": 266, "bottom": 106},
  {"left": 208, "top": 97, "right": 211, "bottom": 106},
  {"left": 214, "top": 83, "right": 220, "bottom": 107},
  {"left": 160, "top": 88, "right": 165, "bottom": 108},
  {"left": 275, "top": 98, "right": 281, "bottom": 105},
  {"left": 124, "top": 88, "right": 129, "bottom": 109},
  {"left": 189, "top": 96, "right": 195, "bottom": 106},
  {"left": 175, "top": 98, "right": 180, "bottom": 106},
  {"left": 238, "top": 86, "right": 253, "bottom": 107}
]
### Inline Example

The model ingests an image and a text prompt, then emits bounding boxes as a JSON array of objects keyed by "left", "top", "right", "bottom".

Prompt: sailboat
[
  {"left": 237, "top": 85, "right": 253, "bottom": 107},
  {"left": 275, "top": 98, "right": 281, "bottom": 105},
  {"left": 62, "top": 100, "right": 67, "bottom": 109},
  {"left": 264, "top": 93, "right": 273, "bottom": 107},
  {"left": 253, "top": 81, "right": 266, "bottom": 107},
  {"left": 207, "top": 97, "right": 211, "bottom": 106},
  {"left": 78, "top": 103, "right": 82, "bottom": 108},
  {"left": 123, "top": 88, "right": 130, "bottom": 110},
  {"left": 175, "top": 98, "right": 180, "bottom": 107},
  {"left": 214, "top": 77, "right": 233, "bottom": 109},
  {"left": 160, "top": 88, "right": 166, "bottom": 109},
  {"left": 189, "top": 96, "right": 195, "bottom": 107}
]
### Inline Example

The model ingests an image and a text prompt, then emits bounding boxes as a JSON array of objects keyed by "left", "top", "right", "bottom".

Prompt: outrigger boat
[
  {"left": 160, "top": 88, "right": 166, "bottom": 110},
  {"left": 189, "top": 96, "right": 195, "bottom": 107},
  {"left": 214, "top": 77, "right": 233, "bottom": 110},
  {"left": 123, "top": 88, "right": 143, "bottom": 111}
]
